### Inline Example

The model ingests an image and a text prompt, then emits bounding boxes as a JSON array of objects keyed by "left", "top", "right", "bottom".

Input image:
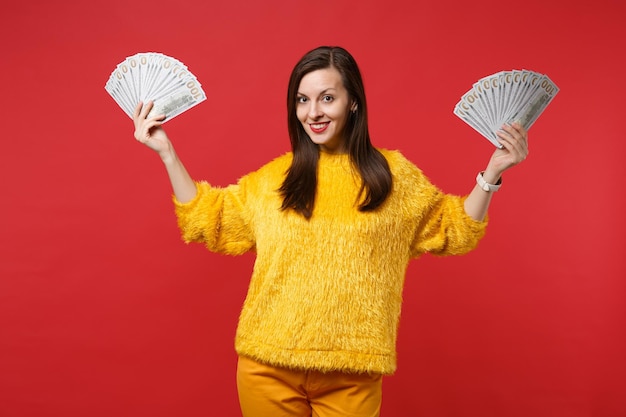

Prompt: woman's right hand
[
  {"left": 133, "top": 101, "right": 172, "bottom": 158},
  {"left": 132, "top": 101, "right": 197, "bottom": 202}
]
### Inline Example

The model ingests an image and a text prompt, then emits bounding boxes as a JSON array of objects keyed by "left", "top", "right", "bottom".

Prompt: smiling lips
[{"left": 309, "top": 122, "right": 330, "bottom": 133}]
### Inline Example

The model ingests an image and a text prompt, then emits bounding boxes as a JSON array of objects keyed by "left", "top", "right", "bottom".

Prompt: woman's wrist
[{"left": 159, "top": 144, "right": 178, "bottom": 165}]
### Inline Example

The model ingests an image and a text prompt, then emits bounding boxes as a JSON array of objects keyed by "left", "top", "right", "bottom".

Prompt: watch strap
[{"left": 476, "top": 171, "right": 502, "bottom": 192}]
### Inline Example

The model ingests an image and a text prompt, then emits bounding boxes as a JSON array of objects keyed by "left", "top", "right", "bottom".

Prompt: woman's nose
[{"left": 308, "top": 102, "right": 322, "bottom": 119}]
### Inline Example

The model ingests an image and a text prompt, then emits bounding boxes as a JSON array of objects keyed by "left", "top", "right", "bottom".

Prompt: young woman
[{"left": 132, "top": 46, "right": 528, "bottom": 417}]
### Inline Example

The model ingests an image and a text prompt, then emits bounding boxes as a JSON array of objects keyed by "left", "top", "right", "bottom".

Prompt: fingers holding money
[
  {"left": 134, "top": 101, "right": 161, "bottom": 136},
  {"left": 496, "top": 122, "right": 529, "bottom": 164},
  {"left": 498, "top": 122, "right": 527, "bottom": 149},
  {"left": 133, "top": 100, "right": 151, "bottom": 122},
  {"left": 133, "top": 101, "right": 169, "bottom": 152}
]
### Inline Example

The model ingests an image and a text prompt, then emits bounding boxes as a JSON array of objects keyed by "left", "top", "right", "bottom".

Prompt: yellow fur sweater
[{"left": 174, "top": 149, "right": 487, "bottom": 375}]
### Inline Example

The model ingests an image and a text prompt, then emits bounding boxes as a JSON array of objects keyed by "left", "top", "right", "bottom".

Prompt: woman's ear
[{"left": 351, "top": 102, "right": 358, "bottom": 113}]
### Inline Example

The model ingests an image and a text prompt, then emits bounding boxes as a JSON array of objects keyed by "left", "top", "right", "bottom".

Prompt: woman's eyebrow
[{"left": 297, "top": 87, "right": 337, "bottom": 97}]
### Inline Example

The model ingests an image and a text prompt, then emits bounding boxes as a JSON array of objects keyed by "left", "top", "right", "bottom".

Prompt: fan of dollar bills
[
  {"left": 454, "top": 70, "right": 558, "bottom": 148},
  {"left": 105, "top": 52, "right": 206, "bottom": 123}
]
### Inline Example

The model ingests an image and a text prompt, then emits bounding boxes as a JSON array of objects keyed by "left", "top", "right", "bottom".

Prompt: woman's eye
[
  {"left": 322, "top": 95, "right": 333, "bottom": 102},
  {"left": 297, "top": 96, "right": 308, "bottom": 104}
]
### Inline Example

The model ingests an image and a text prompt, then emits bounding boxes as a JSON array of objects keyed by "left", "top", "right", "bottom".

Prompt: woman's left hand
[
  {"left": 464, "top": 122, "right": 529, "bottom": 220},
  {"left": 484, "top": 122, "right": 529, "bottom": 180}
]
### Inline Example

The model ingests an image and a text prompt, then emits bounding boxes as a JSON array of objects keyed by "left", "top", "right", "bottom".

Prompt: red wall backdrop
[{"left": 1, "top": 0, "right": 624, "bottom": 416}]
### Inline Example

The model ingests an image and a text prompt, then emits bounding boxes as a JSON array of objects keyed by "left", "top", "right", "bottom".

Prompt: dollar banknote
[
  {"left": 454, "top": 70, "right": 558, "bottom": 148},
  {"left": 105, "top": 52, "right": 207, "bottom": 123}
]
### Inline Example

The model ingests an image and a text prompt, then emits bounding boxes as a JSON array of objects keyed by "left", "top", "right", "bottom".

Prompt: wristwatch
[{"left": 476, "top": 171, "right": 502, "bottom": 192}]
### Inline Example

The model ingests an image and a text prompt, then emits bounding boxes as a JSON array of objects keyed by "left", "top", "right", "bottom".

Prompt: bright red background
[{"left": 1, "top": 0, "right": 624, "bottom": 416}]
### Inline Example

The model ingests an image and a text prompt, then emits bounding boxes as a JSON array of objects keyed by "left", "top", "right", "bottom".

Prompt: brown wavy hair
[{"left": 279, "top": 46, "right": 392, "bottom": 219}]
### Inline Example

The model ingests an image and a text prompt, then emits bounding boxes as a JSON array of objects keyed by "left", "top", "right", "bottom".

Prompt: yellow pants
[{"left": 236, "top": 355, "right": 383, "bottom": 417}]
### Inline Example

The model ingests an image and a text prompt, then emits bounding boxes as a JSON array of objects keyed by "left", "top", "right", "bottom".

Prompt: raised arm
[
  {"left": 464, "top": 122, "right": 529, "bottom": 221},
  {"left": 132, "top": 101, "right": 197, "bottom": 203}
]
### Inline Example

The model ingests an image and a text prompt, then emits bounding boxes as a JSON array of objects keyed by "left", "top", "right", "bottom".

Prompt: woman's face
[{"left": 296, "top": 67, "right": 353, "bottom": 153}]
